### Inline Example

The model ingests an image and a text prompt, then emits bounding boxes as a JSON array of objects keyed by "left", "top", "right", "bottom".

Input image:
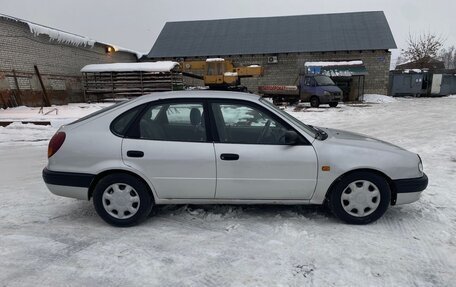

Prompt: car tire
[
  {"left": 329, "top": 102, "right": 338, "bottom": 108},
  {"left": 93, "top": 173, "right": 153, "bottom": 227},
  {"left": 310, "top": 96, "right": 320, "bottom": 108},
  {"left": 327, "top": 171, "right": 391, "bottom": 224}
]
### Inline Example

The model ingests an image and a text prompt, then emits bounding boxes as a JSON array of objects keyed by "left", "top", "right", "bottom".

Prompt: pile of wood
[{"left": 81, "top": 62, "right": 184, "bottom": 100}]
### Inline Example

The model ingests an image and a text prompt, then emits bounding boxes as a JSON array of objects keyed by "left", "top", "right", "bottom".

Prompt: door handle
[
  {"left": 220, "top": 153, "right": 239, "bottom": 161},
  {"left": 127, "top": 150, "right": 144, "bottom": 158}
]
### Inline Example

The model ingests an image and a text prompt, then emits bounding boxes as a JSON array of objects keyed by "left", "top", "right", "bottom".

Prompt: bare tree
[
  {"left": 402, "top": 32, "right": 445, "bottom": 62},
  {"left": 439, "top": 46, "right": 455, "bottom": 69},
  {"left": 395, "top": 55, "right": 407, "bottom": 67}
]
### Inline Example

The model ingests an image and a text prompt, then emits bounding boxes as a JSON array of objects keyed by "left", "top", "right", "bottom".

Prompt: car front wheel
[
  {"left": 310, "top": 96, "right": 320, "bottom": 108},
  {"left": 328, "top": 171, "right": 391, "bottom": 224},
  {"left": 93, "top": 173, "right": 153, "bottom": 227},
  {"left": 329, "top": 102, "right": 338, "bottom": 108}
]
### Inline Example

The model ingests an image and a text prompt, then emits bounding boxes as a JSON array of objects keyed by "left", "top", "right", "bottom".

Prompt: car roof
[{"left": 136, "top": 90, "right": 261, "bottom": 103}]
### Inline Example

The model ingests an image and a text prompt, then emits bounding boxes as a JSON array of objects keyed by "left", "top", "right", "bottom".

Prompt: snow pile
[
  {"left": 248, "top": 65, "right": 260, "bottom": 67},
  {"left": 446, "top": 95, "right": 456, "bottom": 99},
  {"left": 81, "top": 62, "right": 179, "bottom": 73},
  {"left": 305, "top": 60, "right": 363, "bottom": 67},
  {"left": 206, "top": 58, "right": 225, "bottom": 62},
  {"left": 0, "top": 122, "right": 56, "bottom": 145},
  {"left": 363, "top": 94, "right": 397, "bottom": 104},
  {"left": 0, "top": 103, "right": 113, "bottom": 127}
]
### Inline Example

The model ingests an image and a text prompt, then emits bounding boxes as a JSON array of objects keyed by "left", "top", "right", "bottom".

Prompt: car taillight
[{"left": 48, "top": 132, "right": 66, "bottom": 158}]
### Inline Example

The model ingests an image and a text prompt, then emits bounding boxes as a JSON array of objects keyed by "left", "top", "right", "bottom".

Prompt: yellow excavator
[{"left": 180, "top": 58, "right": 263, "bottom": 91}]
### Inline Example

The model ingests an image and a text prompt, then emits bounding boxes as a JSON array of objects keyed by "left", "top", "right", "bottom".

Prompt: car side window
[
  {"left": 137, "top": 102, "right": 206, "bottom": 142},
  {"left": 211, "top": 102, "right": 292, "bottom": 145},
  {"left": 304, "top": 77, "right": 311, "bottom": 86},
  {"left": 111, "top": 105, "right": 144, "bottom": 136}
]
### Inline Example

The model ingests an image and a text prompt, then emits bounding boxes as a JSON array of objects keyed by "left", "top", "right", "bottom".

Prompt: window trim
[
  {"left": 207, "top": 99, "right": 311, "bottom": 146},
  {"left": 123, "top": 98, "right": 214, "bottom": 143}
]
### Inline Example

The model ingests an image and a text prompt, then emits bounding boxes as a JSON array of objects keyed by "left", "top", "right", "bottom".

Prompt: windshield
[
  {"left": 259, "top": 98, "right": 317, "bottom": 137},
  {"left": 314, "top": 75, "right": 336, "bottom": 86}
]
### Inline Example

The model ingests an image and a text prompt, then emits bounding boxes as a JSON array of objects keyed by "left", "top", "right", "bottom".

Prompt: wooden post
[
  {"left": 83, "top": 73, "right": 87, "bottom": 102},
  {"left": 12, "top": 69, "right": 23, "bottom": 106},
  {"left": 0, "top": 93, "right": 7, "bottom": 109},
  {"left": 34, "top": 65, "right": 51, "bottom": 107}
]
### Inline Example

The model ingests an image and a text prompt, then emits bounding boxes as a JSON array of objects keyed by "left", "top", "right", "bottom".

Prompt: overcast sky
[{"left": 1, "top": 0, "right": 455, "bottom": 64}]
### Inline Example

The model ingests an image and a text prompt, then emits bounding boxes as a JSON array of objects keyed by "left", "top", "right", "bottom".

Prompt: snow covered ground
[{"left": 1, "top": 97, "right": 455, "bottom": 286}]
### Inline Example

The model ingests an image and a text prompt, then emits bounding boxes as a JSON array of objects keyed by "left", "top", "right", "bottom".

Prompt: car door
[
  {"left": 300, "top": 76, "right": 316, "bottom": 102},
  {"left": 210, "top": 100, "right": 318, "bottom": 200},
  {"left": 121, "top": 99, "right": 216, "bottom": 199}
]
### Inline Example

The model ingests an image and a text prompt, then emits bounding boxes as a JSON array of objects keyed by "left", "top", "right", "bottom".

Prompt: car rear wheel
[
  {"left": 328, "top": 171, "right": 391, "bottom": 224},
  {"left": 310, "top": 96, "right": 320, "bottom": 108},
  {"left": 93, "top": 173, "right": 153, "bottom": 227}
]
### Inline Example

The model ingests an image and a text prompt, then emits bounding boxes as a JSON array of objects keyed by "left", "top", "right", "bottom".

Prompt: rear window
[
  {"left": 68, "top": 101, "right": 129, "bottom": 125},
  {"left": 111, "top": 105, "right": 145, "bottom": 136}
]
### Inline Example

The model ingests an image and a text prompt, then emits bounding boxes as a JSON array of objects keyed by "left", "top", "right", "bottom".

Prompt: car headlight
[
  {"left": 323, "top": 91, "right": 331, "bottom": 96},
  {"left": 417, "top": 155, "right": 424, "bottom": 174}
]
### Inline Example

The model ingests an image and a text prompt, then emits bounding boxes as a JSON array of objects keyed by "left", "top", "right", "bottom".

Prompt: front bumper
[
  {"left": 42, "top": 168, "right": 94, "bottom": 200},
  {"left": 320, "top": 94, "right": 342, "bottom": 104},
  {"left": 392, "top": 173, "right": 428, "bottom": 205}
]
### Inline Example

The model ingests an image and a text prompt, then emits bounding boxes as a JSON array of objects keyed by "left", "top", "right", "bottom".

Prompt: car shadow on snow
[
  {"left": 152, "top": 204, "right": 336, "bottom": 222},
  {"left": 55, "top": 200, "right": 427, "bottom": 228}
]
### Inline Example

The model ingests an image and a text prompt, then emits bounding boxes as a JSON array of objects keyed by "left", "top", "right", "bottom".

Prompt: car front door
[
  {"left": 209, "top": 100, "right": 318, "bottom": 200},
  {"left": 122, "top": 100, "right": 216, "bottom": 199},
  {"left": 300, "top": 76, "right": 316, "bottom": 102}
]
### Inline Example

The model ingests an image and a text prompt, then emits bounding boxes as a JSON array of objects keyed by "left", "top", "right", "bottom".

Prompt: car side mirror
[{"left": 284, "top": 130, "right": 299, "bottom": 145}]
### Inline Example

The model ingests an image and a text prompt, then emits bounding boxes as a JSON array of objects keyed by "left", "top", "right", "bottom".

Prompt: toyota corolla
[{"left": 43, "top": 91, "right": 428, "bottom": 226}]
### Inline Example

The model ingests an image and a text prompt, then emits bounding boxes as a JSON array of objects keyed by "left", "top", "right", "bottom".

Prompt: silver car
[{"left": 43, "top": 91, "right": 428, "bottom": 226}]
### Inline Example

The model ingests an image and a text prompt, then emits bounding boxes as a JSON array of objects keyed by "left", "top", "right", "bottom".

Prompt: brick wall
[
  {"left": 0, "top": 17, "right": 137, "bottom": 107},
  {"left": 169, "top": 50, "right": 391, "bottom": 97}
]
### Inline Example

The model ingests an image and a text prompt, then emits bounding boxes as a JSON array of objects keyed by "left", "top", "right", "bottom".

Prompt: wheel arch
[
  {"left": 325, "top": 168, "right": 397, "bottom": 205},
  {"left": 88, "top": 169, "right": 155, "bottom": 202}
]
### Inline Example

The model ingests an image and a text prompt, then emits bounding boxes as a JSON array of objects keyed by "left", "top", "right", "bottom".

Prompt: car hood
[
  {"left": 320, "top": 86, "right": 342, "bottom": 93},
  {"left": 319, "top": 127, "right": 407, "bottom": 152}
]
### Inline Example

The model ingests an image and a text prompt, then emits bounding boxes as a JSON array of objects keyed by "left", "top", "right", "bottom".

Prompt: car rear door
[
  {"left": 209, "top": 100, "right": 318, "bottom": 200},
  {"left": 121, "top": 99, "right": 216, "bottom": 199}
]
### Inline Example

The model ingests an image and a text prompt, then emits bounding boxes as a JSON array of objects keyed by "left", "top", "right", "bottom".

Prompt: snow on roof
[
  {"left": 206, "top": 58, "right": 225, "bottom": 62},
  {"left": 0, "top": 13, "right": 143, "bottom": 58},
  {"left": 305, "top": 60, "right": 363, "bottom": 67},
  {"left": 80, "top": 61, "right": 180, "bottom": 73},
  {"left": 97, "top": 44, "right": 145, "bottom": 59},
  {"left": 113, "top": 46, "right": 145, "bottom": 60},
  {"left": 403, "top": 69, "right": 422, "bottom": 74},
  {"left": 27, "top": 22, "right": 96, "bottom": 47}
]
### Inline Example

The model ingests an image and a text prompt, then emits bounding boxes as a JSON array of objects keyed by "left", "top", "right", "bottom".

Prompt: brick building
[
  {"left": 147, "top": 11, "right": 397, "bottom": 100},
  {"left": 0, "top": 14, "right": 139, "bottom": 107}
]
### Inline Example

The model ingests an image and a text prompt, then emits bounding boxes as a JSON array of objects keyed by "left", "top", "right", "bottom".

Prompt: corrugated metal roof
[{"left": 148, "top": 11, "right": 396, "bottom": 58}]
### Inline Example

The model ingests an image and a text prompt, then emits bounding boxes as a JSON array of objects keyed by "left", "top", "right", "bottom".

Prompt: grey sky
[{"left": 1, "top": 0, "right": 455, "bottom": 65}]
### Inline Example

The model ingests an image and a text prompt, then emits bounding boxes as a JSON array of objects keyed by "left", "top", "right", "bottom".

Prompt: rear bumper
[
  {"left": 42, "top": 168, "right": 94, "bottom": 200},
  {"left": 392, "top": 173, "right": 428, "bottom": 205}
]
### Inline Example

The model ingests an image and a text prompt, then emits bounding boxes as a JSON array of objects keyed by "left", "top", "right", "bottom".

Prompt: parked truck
[
  {"left": 259, "top": 74, "right": 343, "bottom": 107},
  {"left": 181, "top": 58, "right": 263, "bottom": 91}
]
